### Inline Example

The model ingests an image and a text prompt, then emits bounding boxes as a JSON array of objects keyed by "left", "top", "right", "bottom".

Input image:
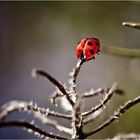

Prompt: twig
[
  {"left": 111, "top": 133, "right": 140, "bottom": 139},
  {"left": 69, "top": 60, "right": 84, "bottom": 95},
  {"left": 82, "top": 88, "right": 105, "bottom": 98},
  {"left": 102, "top": 45, "right": 140, "bottom": 57},
  {"left": 82, "top": 109, "right": 103, "bottom": 125},
  {"left": 0, "top": 100, "right": 72, "bottom": 121},
  {"left": 32, "top": 69, "right": 74, "bottom": 106},
  {"left": 101, "top": 22, "right": 140, "bottom": 58},
  {"left": 81, "top": 83, "right": 119, "bottom": 117},
  {"left": 72, "top": 97, "right": 84, "bottom": 139},
  {"left": 83, "top": 96, "right": 140, "bottom": 138},
  {"left": 122, "top": 22, "right": 140, "bottom": 30},
  {"left": 0, "top": 120, "right": 69, "bottom": 139},
  {"left": 82, "top": 87, "right": 124, "bottom": 98},
  {"left": 34, "top": 113, "right": 72, "bottom": 135}
]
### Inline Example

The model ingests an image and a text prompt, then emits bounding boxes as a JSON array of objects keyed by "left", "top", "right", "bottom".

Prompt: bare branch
[
  {"left": 111, "top": 133, "right": 140, "bottom": 139},
  {"left": 82, "top": 87, "right": 124, "bottom": 98},
  {"left": 122, "top": 22, "right": 140, "bottom": 30},
  {"left": 35, "top": 112, "right": 72, "bottom": 135},
  {"left": 82, "top": 88, "right": 105, "bottom": 98},
  {"left": 72, "top": 97, "right": 84, "bottom": 139},
  {"left": 69, "top": 60, "right": 84, "bottom": 95},
  {"left": 32, "top": 69, "right": 74, "bottom": 106},
  {"left": 0, "top": 100, "right": 72, "bottom": 121},
  {"left": 102, "top": 45, "right": 140, "bottom": 58},
  {"left": 84, "top": 96, "right": 140, "bottom": 138},
  {"left": 0, "top": 120, "right": 69, "bottom": 139},
  {"left": 82, "top": 109, "right": 103, "bottom": 125},
  {"left": 81, "top": 83, "right": 119, "bottom": 117}
]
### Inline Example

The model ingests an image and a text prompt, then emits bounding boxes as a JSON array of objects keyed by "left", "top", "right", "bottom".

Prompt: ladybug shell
[
  {"left": 76, "top": 38, "right": 87, "bottom": 59},
  {"left": 83, "top": 38, "right": 100, "bottom": 60}
]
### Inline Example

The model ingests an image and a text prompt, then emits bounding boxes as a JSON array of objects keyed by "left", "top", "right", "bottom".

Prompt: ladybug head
[{"left": 75, "top": 39, "right": 87, "bottom": 60}]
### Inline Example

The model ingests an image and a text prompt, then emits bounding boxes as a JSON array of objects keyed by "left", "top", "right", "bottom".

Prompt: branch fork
[{"left": 0, "top": 23, "right": 140, "bottom": 139}]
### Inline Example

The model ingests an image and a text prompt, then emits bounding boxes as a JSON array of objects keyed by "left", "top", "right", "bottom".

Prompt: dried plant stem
[
  {"left": 82, "top": 87, "right": 123, "bottom": 99},
  {"left": 0, "top": 120, "right": 69, "bottom": 139},
  {"left": 82, "top": 88, "right": 105, "bottom": 98},
  {"left": 101, "top": 21, "right": 140, "bottom": 58},
  {"left": 82, "top": 109, "right": 103, "bottom": 125},
  {"left": 0, "top": 101, "right": 71, "bottom": 121},
  {"left": 102, "top": 45, "right": 140, "bottom": 57},
  {"left": 69, "top": 60, "right": 84, "bottom": 95},
  {"left": 82, "top": 83, "right": 118, "bottom": 117},
  {"left": 83, "top": 96, "right": 140, "bottom": 138},
  {"left": 72, "top": 97, "right": 84, "bottom": 139},
  {"left": 0, "top": 101, "right": 72, "bottom": 135},
  {"left": 38, "top": 115, "right": 72, "bottom": 135},
  {"left": 32, "top": 69, "right": 74, "bottom": 106},
  {"left": 122, "top": 22, "right": 140, "bottom": 30}
]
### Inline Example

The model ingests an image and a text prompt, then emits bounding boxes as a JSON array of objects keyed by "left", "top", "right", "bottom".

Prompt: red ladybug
[{"left": 76, "top": 38, "right": 100, "bottom": 61}]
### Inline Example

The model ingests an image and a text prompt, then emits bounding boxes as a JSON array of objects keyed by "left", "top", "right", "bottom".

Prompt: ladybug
[{"left": 76, "top": 38, "right": 100, "bottom": 61}]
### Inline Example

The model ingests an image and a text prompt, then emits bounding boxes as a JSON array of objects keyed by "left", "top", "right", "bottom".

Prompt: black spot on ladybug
[
  {"left": 95, "top": 41, "right": 99, "bottom": 46},
  {"left": 89, "top": 49, "right": 94, "bottom": 54},
  {"left": 87, "top": 42, "right": 93, "bottom": 46}
]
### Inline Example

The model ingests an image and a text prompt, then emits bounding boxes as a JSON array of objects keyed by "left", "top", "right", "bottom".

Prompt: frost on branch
[
  {"left": 0, "top": 27, "right": 140, "bottom": 139},
  {"left": 0, "top": 60, "right": 140, "bottom": 139}
]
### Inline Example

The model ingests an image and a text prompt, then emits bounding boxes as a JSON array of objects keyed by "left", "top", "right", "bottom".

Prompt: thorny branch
[
  {"left": 32, "top": 69, "right": 74, "bottom": 106},
  {"left": 83, "top": 96, "right": 140, "bottom": 138},
  {"left": 0, "top": 61, "right": 139, "bottom": 140},
  {"left": 72, "top": 97, "right": 84, "bottom": 139},
  {"left": 81, "top": 83, "right": 122, "bottom": 117},
  {"left": 0, "top": 120, "right": 69, "bottom": 139},
  {"left": 50, "top": 60, "right": 84, "bottom": 105},
  {"left": 0, "top": 101, "right": 72, "bottom": 135},
  {"left": 69, "top": 60, "right": 84, "bottom": 95},
  {"left": 82, "top": 109, "right": 103, "bottom": 125},
  {"left": 35, "top": 113, "right": 72, "bottom": 135},
  {"left": 0, "top": 22, "right": 140, "bottom": 139},
  {"left": 82, "top": 86, "right": 124, "bottom": 99},
  {"left": 0, "top": 100, "right": 71, "bottom": 121}
]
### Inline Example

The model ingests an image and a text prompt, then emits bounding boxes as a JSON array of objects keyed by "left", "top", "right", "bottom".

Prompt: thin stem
[
  {"left": 72, "top": 97, "right": 84, "bottom": 139},
  {"left": 32, "top": 69, "right": 74, "bottom": 106},
  {"left": 82, "top": 87, "right": 124, "bottom": 98},
  {"left": 0, "top": 120, "right": 69, "bottom": 139},
  {"left": 0, "top": 100, "right": 72, "bottom": 121},
  {"left": 102, "top": 45, "right": 140, "bottom": 57},
  {"left": 82, "top": 109, "right": 103, "bottom": 126},
  {"left": 69, "top": 60, "right": 84, "bottom": 95},
  {"left": 36, "top": 114, "right": 72, "bottom": 135},
  {"left": 101, "top": 21, "right": 140, "bottom": 58},
  {"left": 82, "top": 83, "right": 118, "bottom": 117},
  {"left": 82, "top": 88, "right": 105, "bottom": 98},
  {"left": 122, "top": 22, "right": 140, "bottom": 30},
  {"left": 83, "top": 96, "right": 140, "bottom": 138}
]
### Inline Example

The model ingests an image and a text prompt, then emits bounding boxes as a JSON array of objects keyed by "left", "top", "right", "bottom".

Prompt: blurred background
[{"left": 0, "top": 1, "right": 140, "bottom": 139}]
